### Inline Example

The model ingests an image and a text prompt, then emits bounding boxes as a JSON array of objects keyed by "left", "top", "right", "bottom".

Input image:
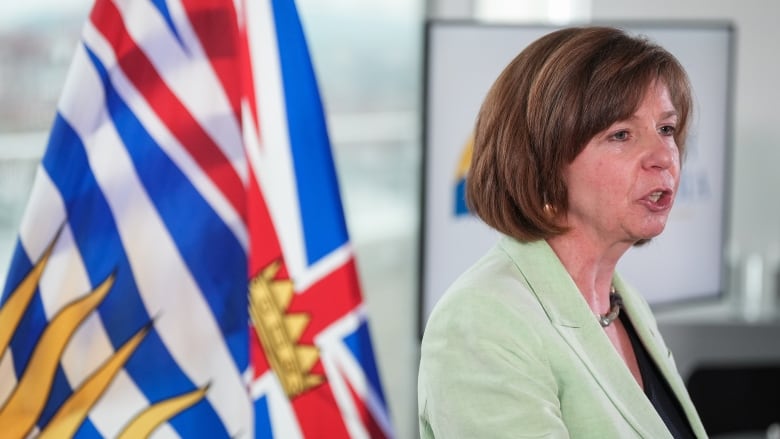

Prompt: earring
[{"left": 543, "top": 203, "right": 556, "bottom": 217}]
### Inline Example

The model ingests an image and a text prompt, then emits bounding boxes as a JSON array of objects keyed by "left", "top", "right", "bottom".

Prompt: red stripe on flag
[
  {"left": 288, "top": 259, "right": 364, "bottom": 343},
  {"left": 89, "top": 0, "right": 246, "bottom": 220},
  {"left": 246, "top": 172, "right": 285, "bottom": 277},
  {"left": 292, "top": 383, "right": 351, "bottom": 438},
  {"left": 237, "top": 0, "right": 262, "bottom": 144},
  {"left": 182, "top": 0, "right": 242, "bottom": 123}
]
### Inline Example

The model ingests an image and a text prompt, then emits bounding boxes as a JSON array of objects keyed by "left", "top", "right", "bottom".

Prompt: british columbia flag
[{"left": 0, "top": 0, "right": 393, "bottom": 437}]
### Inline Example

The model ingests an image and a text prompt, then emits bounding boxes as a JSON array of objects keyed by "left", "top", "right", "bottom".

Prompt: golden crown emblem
[{"left": 249, "top": 261, "right": 323, "bottom": 398}]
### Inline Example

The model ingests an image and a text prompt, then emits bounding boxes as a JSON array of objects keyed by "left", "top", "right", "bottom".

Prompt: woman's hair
[{"left": 466, "top": 26, "right": 692, "bottom": 242}]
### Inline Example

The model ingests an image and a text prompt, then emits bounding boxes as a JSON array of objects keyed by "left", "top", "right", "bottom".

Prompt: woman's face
[{"left": 562, "top": 81, "right": 681, "bottom": 248}]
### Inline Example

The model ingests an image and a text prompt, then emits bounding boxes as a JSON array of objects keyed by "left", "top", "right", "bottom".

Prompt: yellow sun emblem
[
  {"left": 0, "top": 234, "right": 208, "bottom": 438},
  {"left": 249, "top": 261, "right": 323, "bottom": 398}
]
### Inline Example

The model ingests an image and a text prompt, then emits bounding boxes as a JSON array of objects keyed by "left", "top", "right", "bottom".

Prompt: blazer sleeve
[{"left": 418, "top": 286, "right": 570, "bottom": 439}]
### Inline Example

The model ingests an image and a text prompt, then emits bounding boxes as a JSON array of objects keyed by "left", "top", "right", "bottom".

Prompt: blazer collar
[{"left": 498, "top": 237, "right": 700, "bottom": 438}]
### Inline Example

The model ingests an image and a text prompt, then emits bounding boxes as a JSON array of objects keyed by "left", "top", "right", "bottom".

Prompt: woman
[{"left": 418, "top": 27, "right": 708, "bottom": 438}]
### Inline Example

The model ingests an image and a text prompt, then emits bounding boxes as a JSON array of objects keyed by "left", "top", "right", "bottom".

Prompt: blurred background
[{"left": 1, "top": 0, "right": 778, "bottom": 438}]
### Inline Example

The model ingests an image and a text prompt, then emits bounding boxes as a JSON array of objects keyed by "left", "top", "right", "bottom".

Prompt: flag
[
  {"left": 241, "top": 0, "right": 394, "bottom": 437},
  {"left": 0, "top": 0, "right": 393, "bottom": 437}
]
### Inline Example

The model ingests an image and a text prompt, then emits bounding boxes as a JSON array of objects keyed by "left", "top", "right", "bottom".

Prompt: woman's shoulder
[
  {"left": 421, "top": 241, "right": 551, "bottom": 347},
  {"left": 418, "top": 241, "right": 563, "bottom": 436}
]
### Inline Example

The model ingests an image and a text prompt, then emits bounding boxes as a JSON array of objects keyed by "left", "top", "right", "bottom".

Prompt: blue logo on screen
[{"left": 453, "top": 137, "right": 473, "bottom": 217}]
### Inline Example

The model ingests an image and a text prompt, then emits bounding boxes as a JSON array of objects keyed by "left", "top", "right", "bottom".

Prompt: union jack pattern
[{"left": 0, "top": 0, "right": 392, "bottom": 437}]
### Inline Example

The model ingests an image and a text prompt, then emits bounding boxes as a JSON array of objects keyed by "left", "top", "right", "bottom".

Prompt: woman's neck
[{"left": 545, "top": 232, "right": 631, "bottom": 314}]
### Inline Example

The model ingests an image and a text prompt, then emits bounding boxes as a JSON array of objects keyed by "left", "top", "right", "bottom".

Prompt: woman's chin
[{"left": 636, "top": 218, "right": 669, "bottom": 240}]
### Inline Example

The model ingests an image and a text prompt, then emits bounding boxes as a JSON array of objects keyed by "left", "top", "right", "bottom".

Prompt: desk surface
[{"left": 654, "top": 298, "right": 780, "bottom": 379}]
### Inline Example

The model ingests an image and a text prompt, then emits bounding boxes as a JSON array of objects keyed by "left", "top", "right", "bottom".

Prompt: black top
[{"left": 620, "top": 313, "right": 697, "bottom": 439}]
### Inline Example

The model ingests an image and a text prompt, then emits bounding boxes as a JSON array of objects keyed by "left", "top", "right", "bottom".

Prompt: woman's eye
[
  {"left": 611, "top": 130, "right": 629, "bottom": 141},
  {"left": 659, "top": 125, "right": 676, "bottom": 136}
]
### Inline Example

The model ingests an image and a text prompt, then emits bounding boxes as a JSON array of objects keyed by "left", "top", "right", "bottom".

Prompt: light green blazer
[{"left": 418, "top": 236, "right": 707, "bottom": 438}]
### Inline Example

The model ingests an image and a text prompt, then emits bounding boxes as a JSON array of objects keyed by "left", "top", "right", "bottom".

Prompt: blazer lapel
[
  {"left": 614, "top": 276, "right": 708, "bottom": 438},
  {"left": 499, "top": 238, "right": 672, "bottom": 438}
]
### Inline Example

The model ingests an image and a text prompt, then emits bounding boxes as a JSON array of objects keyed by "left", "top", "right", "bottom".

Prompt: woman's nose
[{"left": 643, "top": 134, "right": 678, "bottom": 171}]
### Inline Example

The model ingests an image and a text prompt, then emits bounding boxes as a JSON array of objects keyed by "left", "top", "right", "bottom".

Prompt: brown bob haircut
[{"left": 466, "top": 26, "right": 692, "bottom": 242}]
